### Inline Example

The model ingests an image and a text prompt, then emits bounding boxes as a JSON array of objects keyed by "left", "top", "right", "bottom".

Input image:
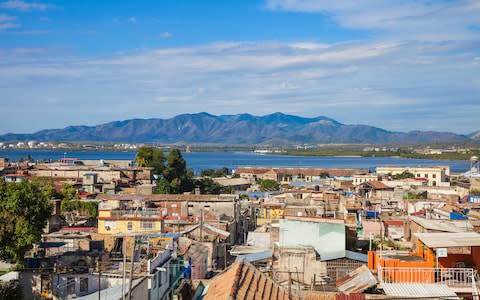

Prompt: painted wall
[
  {"left": 98, "top": 216, "right": 162, "bottom": 235},
  {"left": 279, "top": 219, "right": 345, "bottom": 261}
]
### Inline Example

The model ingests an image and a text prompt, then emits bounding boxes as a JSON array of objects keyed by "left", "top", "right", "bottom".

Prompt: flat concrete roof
[{"left": 415, "top": 232, "right": 480, "bottom": 248}]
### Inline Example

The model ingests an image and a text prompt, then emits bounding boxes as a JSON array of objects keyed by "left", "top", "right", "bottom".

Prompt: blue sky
[{"left": 0, "top": 0, "right": 479, "bottom": 134}]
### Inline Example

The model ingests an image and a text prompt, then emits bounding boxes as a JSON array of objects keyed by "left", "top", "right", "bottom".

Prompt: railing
[
  {"left": 376, "top": 250, "right": 411, "bottom": 257},
  {"left": 110, "top": 209, "right": 159, "bottom": 217},
  {"left": 98, "top": 202, "right": 120, "bottom": 210},
  {"left": 378, "top": 265, "right": 478, "bottom": 288}
]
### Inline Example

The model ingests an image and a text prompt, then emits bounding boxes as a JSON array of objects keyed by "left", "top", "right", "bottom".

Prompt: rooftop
[
  {"left": 410, "top": 216, "right": 472, "bottom": 233},
  {"left": 203, "top": 260, "right": 294, "bottom": 300},
  {"left": 415, "top": 232, "right": 480, "bottom": 248}
]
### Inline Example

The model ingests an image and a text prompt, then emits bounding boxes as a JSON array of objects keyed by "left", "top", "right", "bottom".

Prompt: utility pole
[
  {"left": 127, "top": 238, "right": 136, "bottom": 300},
  {"left": 97, "top": 257, "right": 101, "bottom": 300},
  {"left": 224, "top": 243, "right": 227, "bottom": 270},
  {"left": 122, "top": 238, "right": 127, "bottom": 300},
  {"left": 200, "top": 208, "right": 204, "bottom": 242},
  {"left": 288, "top": 271, "right": 292, "bottom": 300}
]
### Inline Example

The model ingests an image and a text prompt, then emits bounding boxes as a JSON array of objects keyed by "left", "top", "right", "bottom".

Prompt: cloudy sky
[{"left": 0, "top": 0, "right": 479, "bottom": 134}]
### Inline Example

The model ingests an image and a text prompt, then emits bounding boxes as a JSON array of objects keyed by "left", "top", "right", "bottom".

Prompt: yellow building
[
  {"left": 257, "top": 203, "right": 284, "bottom": 225},
  {"left": 97, "top": 208, "right": 163, "bottom": 235}
]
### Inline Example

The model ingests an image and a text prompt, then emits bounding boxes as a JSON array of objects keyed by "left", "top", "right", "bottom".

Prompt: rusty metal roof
[{"left": 336, "top": 265, "right": 377, "bottom": 294}]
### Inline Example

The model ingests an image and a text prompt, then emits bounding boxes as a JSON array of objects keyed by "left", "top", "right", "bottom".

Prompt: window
[
  {"left": 66, "top": 277, "right": 75, "bottom": 295},
  {"left": 127, "top": 222, "right": 133, "bottom": 231},
  {"left": 417, "top": 173, "right": 421, "bottom": 177},
  {"left": 104, "top": 221, "right": 117, "bottom": 229},
  {"left": 141, "top": 221, "right": 153, "bottom": 229},
  {"left": 432, "top": 174, "right": 436, "bottom": 178},
  {"left": 432, "top": 181, "right": 437, "bottom": 186},
  {"left": 424, "top": 174, "right": 429, "bottom": 178},
  {"left": 158, "top": 271, "right": 162, "bottom": 287},
  {"left": 79, "top": 277, "right": 88, "bottom": 293}
]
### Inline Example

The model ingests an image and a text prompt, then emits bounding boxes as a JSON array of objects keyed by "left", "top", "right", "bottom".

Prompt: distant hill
[
  {"left": 0, "top": 112, "right": 471, "bottom": 145},
  {"left": 469, "top": 131, "right": 480, "bottom": 141}
]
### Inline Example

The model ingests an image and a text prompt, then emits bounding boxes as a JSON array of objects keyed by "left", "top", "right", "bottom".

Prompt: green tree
[
  {"left": 200, "top": 167, "right": 230, "bottom": 178},
  {"left": 155, "top": 149, "right": 194, "bottom": 194},
  {"left": 258, "top": 179, "right": 280, "bottom": 191},
  {"left": 194, "top": 178, "right": 234, "bottom": 194},
  {"left": 319, "top": 172, "right": 329, "bottom": 179},
  {"left": 392, "top": 171, "right": 415, "bottom": 180},
  {"left": 0, "top": 179, "right": 52, "bottom": 263},
  {"left": 135, "top": 146, "right": 165, "bottom": 175},
  {"left": 31, "top": 177, "right": 60, "bottom": 199},
  {"left": 155, "top": 177, "right": 172, "bottom": 194},
  {"left": 403, "top": 191, "right": 418, "bottom": 200},
  {"left": 61, "top": 200, "right": 98, "bottom": 218},
  {"left": 61, "top": 183, "right": 78, "bottom": 200},
  {"left": 200, "top": 168, "right": 215, "bottom": 177}
]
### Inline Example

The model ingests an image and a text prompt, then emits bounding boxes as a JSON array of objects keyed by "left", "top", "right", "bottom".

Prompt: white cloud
[
  {"left": 127, "top": 16, "right": 136, "bottom": 23},
  {"left": 266, "top": 0, "right": 480, "bottom": 40},
  {"left": 0, "top": 22, "right": 19, "bottom": 30},
  {"left": 0, "top": 39, "right": 478, "bottom": 134},
  {"left": 159, "top": 31, "right": 172, "bottom": 39},
  {"left": 0, "top": 13, "right": 16, "bottom": 22},
  {"left": 0, "top": 0, "right": 52, "bottom": 11}
]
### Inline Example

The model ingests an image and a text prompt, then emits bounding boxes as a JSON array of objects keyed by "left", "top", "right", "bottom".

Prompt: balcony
[
  {"left": 109, "top": 209, "right": 160, "bottom": 218},
  {"left": 378, "top": 265, "right": 480, "bottom": 295}
]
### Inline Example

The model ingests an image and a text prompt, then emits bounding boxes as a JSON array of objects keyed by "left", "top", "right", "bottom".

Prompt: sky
[{"left": 0, "top": 0, "right": 479, "bottom": 135}]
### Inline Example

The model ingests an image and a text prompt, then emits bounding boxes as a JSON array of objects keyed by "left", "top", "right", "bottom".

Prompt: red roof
[{"left": 383, "top": 220, "right": 404, "bottom": 226}]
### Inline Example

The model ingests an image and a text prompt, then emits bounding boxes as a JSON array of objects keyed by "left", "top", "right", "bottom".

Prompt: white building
[{"left": 376, "top": 166, "right": 450, "bottom": 186}]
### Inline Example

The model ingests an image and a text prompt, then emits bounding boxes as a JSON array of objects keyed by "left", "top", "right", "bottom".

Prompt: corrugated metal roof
[
  {"left": 410, "top": 216, "right": 472, "bottom": 233},
  {"left": 203, "top": 223, "right": 231, "bottom": 238},
  {"left": 0, "top": 271, "right": 19, "bottom": 282},
  {"left": 235, "top": 250, "right": 272, "bottom": 263},
  {"left": 344, "top": 251, "right": 368, "bottom": 263},
  {"left": 381, "top": 283, "right": 458, "bottom": 298},
  {"left": 415, "top": 232, "right": 480, "bottom": 248},
  {"left": 336, "top": 265, "right": 377, "bottom": 294}
]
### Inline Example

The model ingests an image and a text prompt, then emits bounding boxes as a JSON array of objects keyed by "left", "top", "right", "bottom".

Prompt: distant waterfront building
[{"left": 376, "top": 166, "right": 450, "bottom": 186}]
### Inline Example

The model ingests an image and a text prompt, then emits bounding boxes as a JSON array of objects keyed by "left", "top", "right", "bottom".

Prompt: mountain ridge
[{"left": 0, "top": 112, "right": 471, "bottom": 145}]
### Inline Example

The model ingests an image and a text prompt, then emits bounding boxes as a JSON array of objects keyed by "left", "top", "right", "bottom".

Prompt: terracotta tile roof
[
  {"left": 360, "top": 180, "right": 391, "bottom": 190},
  {"left": 236, "top": 167, "right": 358, "bottom": 177},
  {"left": 383, "top": 220, "right": 405, "bottom": 226},
  {"left": 97, "top": 193, "right": 237, "bottom": 202},
  {"left": 204, "top": 260, "right": 296, "bottom": 300}
]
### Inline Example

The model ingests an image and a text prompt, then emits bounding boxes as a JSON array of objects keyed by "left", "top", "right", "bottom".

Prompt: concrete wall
[
  {"left": 279, "top": 219, "right": 345, "bottom": 261},
  {"left": 277, "top": 247, "right": 327, "bottom": 284},
  {"left": 32, "top": 169, "right": 122, "bottom": 183},
  {"left": 98, "top": 218, "right": 162, "bottom": 235},
  {"left": 186, "top": 201, "right": 236, "bottom": 220},
  {"left": 377, "top": 166, "right": 449, "bottom": 186}
]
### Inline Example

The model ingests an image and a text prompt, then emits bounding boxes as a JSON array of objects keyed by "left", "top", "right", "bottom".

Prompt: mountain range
[{"left": 0, "top": 112, "right": 476, "bottom": 145}]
